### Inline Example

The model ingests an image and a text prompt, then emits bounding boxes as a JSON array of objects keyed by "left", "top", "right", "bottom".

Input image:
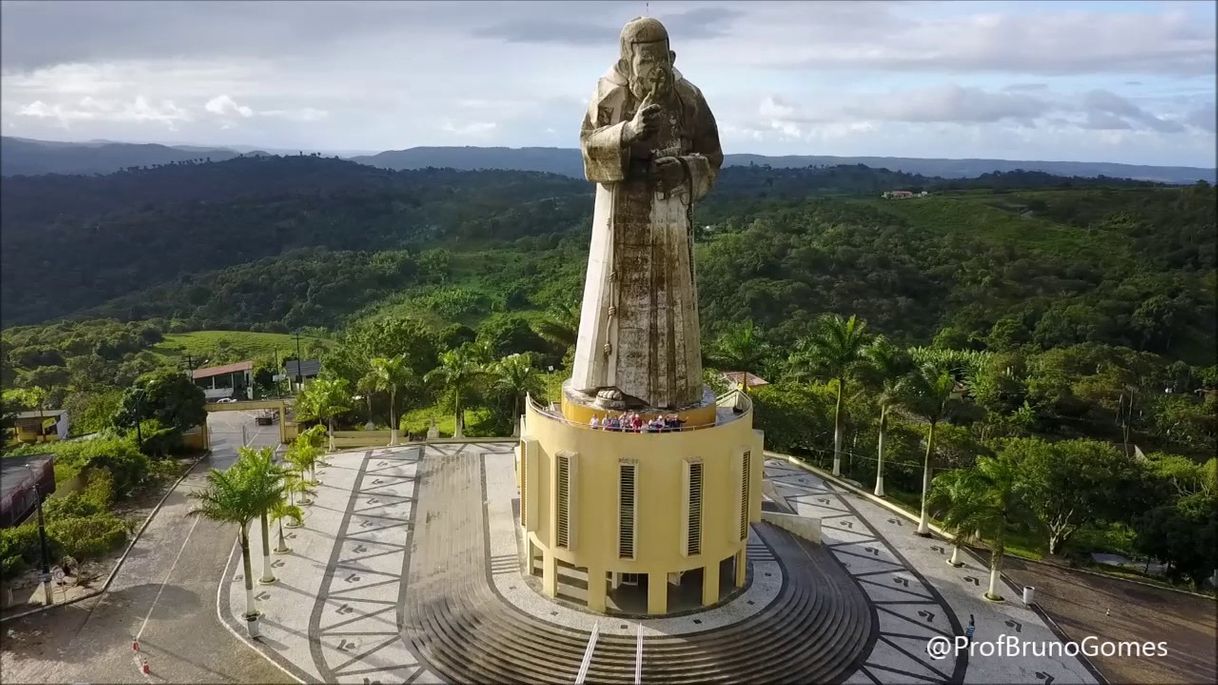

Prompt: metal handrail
[{"left": 524, "top": 389, "right": 751, "bottom": 433}]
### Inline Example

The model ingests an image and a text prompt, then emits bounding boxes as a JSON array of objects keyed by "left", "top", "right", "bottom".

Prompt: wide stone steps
[{"left": 404, "top": 524, "right": 870, "bottom": 684}]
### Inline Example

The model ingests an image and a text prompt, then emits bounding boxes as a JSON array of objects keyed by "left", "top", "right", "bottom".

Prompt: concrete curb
[{"left": 1, "top": 452, "right": 209, "bottom": 624}]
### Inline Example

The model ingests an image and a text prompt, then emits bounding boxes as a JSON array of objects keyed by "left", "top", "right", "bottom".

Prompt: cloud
[
  {"left": 752, "top": 5, "right": 1216, "bottom": 76},
  {"left": 1082, "top": 89, "right": 1184, "bottom": 133},
  {"left": 441, "top": 120, "right": 497, "bottom": 135},
  {"left": 471, "top": 6, "right": 742, "bottom": 45},
  {"left": 758, "top": 85, "right": 1051, "bottom": 126},
  {"left": 15, "top": 95, "right": 192, "bottom": 129},
  {"left": 1187, "top": 103, "right": 1216, "bottom": 133},
  {"left": 205, "top": 94, "right": 253, "bottom": 118},
  {"left": 1004, "top": 83, "right": 1049, "bottom": 92}
]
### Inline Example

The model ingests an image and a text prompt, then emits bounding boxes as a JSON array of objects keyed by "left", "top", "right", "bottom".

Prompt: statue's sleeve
[
  {"left": 580, "top": 90, "right": 628, "bottom": 184},
  {"left": 681, "top": 89, "right": 723, "bottom": 202}
]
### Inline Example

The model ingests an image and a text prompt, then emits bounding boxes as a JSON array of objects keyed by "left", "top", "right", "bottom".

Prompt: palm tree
[
  {"left": 424, "top": 345, "right": 488, "bottom": 438},
  {"left": 188, "top": 463, "right": 264, "bottom": 629},
  {"left": 928, "top": 468, "right": 986, "bottom": 567},
  {"left": 903, "top": 362, "right": 965, "bottom": 536},
  {"left": 283, "top": 469, "right": 315, "bottom": 508},
  {"left": 269, "top": 500, "right": 303, "bottom": 553},
  {"left": 861, "top": 336, "right": 913, "bottom": 497},
  {"left": 533, "top": 303, "right": 580, "bottom": 357},
  {"left": 491, "top": 353, "right": 543, "bottom": 436},
  {"left": 371, "top": 354, "right": 414, "bottom": 446},
  {"left": 710, "top": 321, "right": 769, "bottom": 395},
  {"left": 295, "top": 377, "right": 352, "bottom": 451},
  {"left": 356, "top": 368, "right": 379, "bottom": 428},
  {"left": 967, "top": 448, "right": 1031, "bottom": 601},
  {"left": 790, "top": 314, "right": 871, "bottom": 476},
  {"left": 233, "top": 447, "right": 287, "bottom": 585}
]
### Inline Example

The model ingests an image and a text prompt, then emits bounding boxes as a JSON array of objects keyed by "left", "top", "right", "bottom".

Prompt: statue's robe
[{"left": 571, "top": 64, "right": 723, "bottom": 409}]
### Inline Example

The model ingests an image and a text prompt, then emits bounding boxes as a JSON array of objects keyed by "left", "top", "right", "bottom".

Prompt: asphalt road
[{"left": 0, "top": 411, "right": 292, "bottom": 684}]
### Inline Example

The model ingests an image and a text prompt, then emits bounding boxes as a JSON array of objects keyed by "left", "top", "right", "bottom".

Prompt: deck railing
[{"left": 525, "top": 389, "right": 751, "bottom": 433}]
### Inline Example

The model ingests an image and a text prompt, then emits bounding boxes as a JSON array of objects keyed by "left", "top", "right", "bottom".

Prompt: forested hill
[{"left": 1, "top": 155, "right": 1213, "bottom": 368}]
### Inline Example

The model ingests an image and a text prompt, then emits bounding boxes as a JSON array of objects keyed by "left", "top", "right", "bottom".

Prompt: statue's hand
[
  {"left": 624, "top": 89, "right": 663, "bottom": 144},
  {"left": 653, "top": 156, "right": 687, "bottom": 194}
]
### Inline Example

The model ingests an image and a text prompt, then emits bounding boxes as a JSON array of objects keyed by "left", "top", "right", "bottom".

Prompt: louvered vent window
[
  {"left": 686, "top": 462, "right": 703, "bottom": 556},
  {"left": 739, "top": 450, "right": 752, "bottom": 541},
  {"left": 619, "top": 462, "right": 636, "bottom": 559},
  {"left": 557, "top": 454, "right": 571, "bottom": 549}
]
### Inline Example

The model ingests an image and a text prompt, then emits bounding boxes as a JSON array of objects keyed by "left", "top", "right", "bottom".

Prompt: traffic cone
[{"left": 141, "top": 658, "right": 150, "bottom": 675}]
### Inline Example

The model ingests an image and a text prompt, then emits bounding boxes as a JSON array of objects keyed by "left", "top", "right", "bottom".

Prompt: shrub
[
  {"left": 45, "top": 513, "right": 128, "bottom": 562},
  {"left": 0, "top": 523, "right": 54, "bottom": 577},
  {"left": 42, "top": 468, "right": 114, "bottom": 520}
]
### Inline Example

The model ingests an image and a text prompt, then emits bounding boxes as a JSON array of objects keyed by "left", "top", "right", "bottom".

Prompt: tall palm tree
[
  {"left": 295, "top": 377, "right": 352, "bottom": 451},
  {"left": 269, "top": 500, "right": 303, "bottom": 553},
  {"left": 188, "top": 463, "right": 264, "bottom": 629},
  {"left": 424, "top": 345, "right": 488, "bottom": 438},
  {"left": 903, "top": 362, "right": 965, "bottom": 536},
  {"left": 491, "top": 353, "right": 543, "bottom": 436},
  {"left": 710, "top": 321, "right": 770, "bottom": 395},
  {"left": 233, "top": 447, "right": 287, "bottom": 585},
  {"left": 790, "top": 314, "right": 872, "bottom": 476},
  {"left": 356, "top": 368, "right": 379, "bottom": 428},
  {"left": 928, "top": 468, "right": 986, "bottom": 567},
  {"left": 967, "top": 449, "right": 1031, "bottom": 601},
  {"left": 371, "top": 354, "right": 414, "bottom": 446},
  {"left": 861, "top": 336, "right": 913, "bottom": 497}
]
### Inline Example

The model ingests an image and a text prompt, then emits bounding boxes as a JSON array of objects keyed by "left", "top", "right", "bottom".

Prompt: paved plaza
[{"left": 226, "top": 442, "right": 1105, "bottom": 684}]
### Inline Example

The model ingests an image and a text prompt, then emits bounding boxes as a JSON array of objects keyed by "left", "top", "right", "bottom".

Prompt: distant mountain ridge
[{"left": 3, "top": 136, "right": 1214, "bottom": 184}]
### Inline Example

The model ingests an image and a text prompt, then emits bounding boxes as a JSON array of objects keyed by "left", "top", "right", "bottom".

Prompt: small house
[
  {"left": 11, "top": 410, "right": 70, "bottom": 443},
  {"left": 283, "top": 359, "right": 322, "bottom": 391},
  {"left": 193, "top": 360, "right": 254, "bottom": 401}
]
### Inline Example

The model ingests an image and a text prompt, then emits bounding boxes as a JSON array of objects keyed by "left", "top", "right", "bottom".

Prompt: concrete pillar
[
  {"left": 542, "top": 550, "right": 558, "bottom": 597},
  {"left": 734, "top": 549, "right": 747, "bottom": 588},
  {"left": 586, "top": 566, "right": 606, "bottom": 612},
  {"left": 647, "top": 572, "right": 668, "bottom": 615},
  {"left": 610, "top": 571, "right": 621, "bottom": 590},
  {"left": 702, "top": 562, "right": 720, "bottom": 607}
]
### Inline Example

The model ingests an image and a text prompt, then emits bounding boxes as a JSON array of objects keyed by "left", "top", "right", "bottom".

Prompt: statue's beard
[{"left": 629, "top": 71, "right": 670, "bottom": 101}]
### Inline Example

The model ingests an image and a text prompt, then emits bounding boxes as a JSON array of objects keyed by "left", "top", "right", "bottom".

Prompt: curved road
[{"left": 0, "top": 411, "right": 290, "bottom": 684}]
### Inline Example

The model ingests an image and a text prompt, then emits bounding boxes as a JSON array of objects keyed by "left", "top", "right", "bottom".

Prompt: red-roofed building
[{"left": 192, "top": 360, "right": 254, "bottom": 401}]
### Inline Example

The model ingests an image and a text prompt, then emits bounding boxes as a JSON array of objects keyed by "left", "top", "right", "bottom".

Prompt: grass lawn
[{"left": 151, "top": 330, "right": 332, "bottom": 366}]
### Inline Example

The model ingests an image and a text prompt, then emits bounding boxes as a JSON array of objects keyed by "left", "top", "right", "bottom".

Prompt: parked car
[{"left": 217, "top": 398, "right": 238, "bottom": 404}]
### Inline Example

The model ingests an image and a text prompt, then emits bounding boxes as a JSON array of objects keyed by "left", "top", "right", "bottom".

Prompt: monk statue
[{"left": 569, "top": 16, "right": 723, "bottom": 411}]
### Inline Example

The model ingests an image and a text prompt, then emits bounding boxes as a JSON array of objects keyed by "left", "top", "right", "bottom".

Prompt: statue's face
[{"left": 628, "top": 41, "right": 671, "bottom": 100}]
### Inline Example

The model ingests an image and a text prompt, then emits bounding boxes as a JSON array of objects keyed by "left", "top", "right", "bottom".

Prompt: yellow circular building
[{"left": 516, "top": 389, "right": 763, "bottom": 615}]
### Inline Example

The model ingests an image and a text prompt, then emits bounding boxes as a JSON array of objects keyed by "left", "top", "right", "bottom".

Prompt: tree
[
  {"left": 968, "top": 447, "right": 1033, "bottom": 601},
  {"left": 709, "top": 321, "right": 770, "bottom": 394},
  {"left": 269, "top": 500, "right": 303, "bottom": 554},
  {"left": 902, "top": 362, "right": 966, "bottom": 535},
  {"left": 1133, "top": 492, "right": 1217, "bottom": 586},
  {"left": 140, "top": 369, "right": 207, "bottom": 433},
  {"left": 860, "top": 336, "right": 911, "bottom": 497},
  {"left": 188, "top": 461, "right": 264, "bottom": 629},
  {"left": 491, "top": 353, "right": 543, "bottom": 436},
  {"left": 371, "top": 355, "right": 414, "bottom": 445},
  {"left": 532, "top": 303, "right": 580, "bottom": 358},
  {"left": 294, "top": 378, "right": 352, "bottom": 451},
  {"left": 112, "top": 385, "right": 150, "bottom": 450},
  {"left": 790, "top": 314, "right": 871, "bottom": 476},
  {"left": 424, "top": 344, "right": 488, "bottom": 438},
  {"left": 928, "top": 468, "right": 986, "bottom": 567},
  {"left": 1018, "top": 438, "right": 1137, "bottom": 555},
  {"left": 232, "top": 447, "right": 287, "bottom": 585}
]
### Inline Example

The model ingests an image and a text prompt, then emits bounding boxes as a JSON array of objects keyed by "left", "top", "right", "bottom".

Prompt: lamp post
[
  {"left": 25, "top": 465, "right": 54, "bottom": 606},
  {"left": 294, "top": 331, "right": 304, "bottom": 391}
]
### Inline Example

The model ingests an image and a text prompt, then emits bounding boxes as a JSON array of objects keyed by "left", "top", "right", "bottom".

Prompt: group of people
[{"left": 589, "top": 412, "right": 687, "bottom": 432}]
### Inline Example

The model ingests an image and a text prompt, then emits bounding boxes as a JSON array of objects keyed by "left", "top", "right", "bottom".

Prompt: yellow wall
[{"left": 521, "top": 402, "right": 764, "bottom": 581}]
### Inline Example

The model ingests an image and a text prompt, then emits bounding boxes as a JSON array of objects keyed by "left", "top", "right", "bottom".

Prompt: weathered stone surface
[{"left": 570, "top": 17, "right": 723, "bottom": 410}]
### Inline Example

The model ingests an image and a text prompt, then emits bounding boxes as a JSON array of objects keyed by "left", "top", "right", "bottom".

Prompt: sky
[{"left": 1, "top": 0, "right": 1214, "bottom": 167}]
